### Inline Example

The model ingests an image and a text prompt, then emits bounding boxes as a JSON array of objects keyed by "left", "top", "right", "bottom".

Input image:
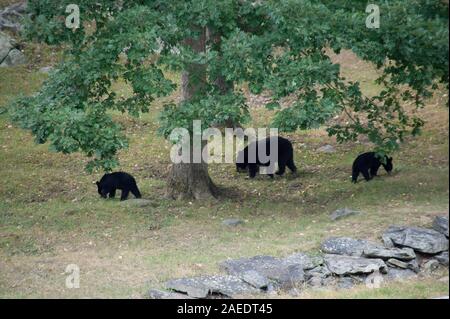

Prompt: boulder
[
  {"left": 386, "top": 258, "right": 420, "bottom": 272},
  {"left": 382, "top": 226, "right": 449, "bottom": 254},
  {"left": 337, "top": 277, "right": 356, "bottom": 289},
  {"left": 330, "top": 208, "right": 361, "bottom": 221},
  {"left": 219, "top": 255, "right": 305, "bottom": 288},
  {"left": 0, "top": 1, "right": 27, "bottom": 32},
  {"left": 165, "top": 275, "right": 258, "bottom": 298},
  {"left": 422, "top": 259, "right": 440, "bottom": 273},
  {"left": 433, "top": 216, "right": 449, "bottom": 237},
  {"left": 362, "top": 247, "right": 416, "bottom": 261},
  {"left": 384, "top": 268, "right": 417, "bottom": 281},
  {"left": 222, "top": 219, "right": 244, "bottom": 227},
  {"left": 0, "top": 32, "right": 14, "bottom": 61},
  {"left": 0, "top": 48, "right": 25, "bottom": 67},
  {"left": 237, "top": 270, "right": 269, "bottom": 289},
  {"left": 321, "top": 237, "right": 380, "bottom": 257},
  {"left": 324, "top": 254, "right": 388, "bottom": 275},
  {"left": 434, "top": 251, "right": 449, "bottom": 266},
  {"left": 148, "top": 289, "right": 194, "bottom": 299},
  {"left": 282, "top": 252, "right": 323, "bottom": 270}
]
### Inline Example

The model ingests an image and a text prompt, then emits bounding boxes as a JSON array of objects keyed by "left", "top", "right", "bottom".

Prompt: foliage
[{"left": 9, "top": 0, "right": 449, "bottom": 171}]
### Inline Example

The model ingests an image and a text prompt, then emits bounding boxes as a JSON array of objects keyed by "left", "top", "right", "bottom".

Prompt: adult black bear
[
  {"left": 96, "top": 172, "right": 142, "bottom": 201},
  {"left": 352, "top": 152, "right": 393, "bottom": 183},
  {"left": 236, "top": 136, "right": 297, "bottom": 178}
]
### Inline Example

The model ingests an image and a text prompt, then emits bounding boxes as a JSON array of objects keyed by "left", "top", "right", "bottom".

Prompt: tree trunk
[{"left": 166, "top": 28, "right": 218, "bottom": 200}]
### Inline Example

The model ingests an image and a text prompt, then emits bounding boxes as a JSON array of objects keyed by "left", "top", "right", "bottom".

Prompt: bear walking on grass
[
  {"left": 352, "top": 152, "right": 393, "bottom": 183},
  {"left": 96, "top": 172, "right": 141, "bottom": 201},
  {"left": 236, "top": 136, "right": 297, "bottom": 178}
]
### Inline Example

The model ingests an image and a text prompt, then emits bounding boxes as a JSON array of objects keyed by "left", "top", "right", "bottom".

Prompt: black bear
[
  {"left": 236, "top": 136, "right": 297, "bottom": 178},
  {"left": 96, "top": 172, "right": 142, "bottom": 201},
  {"left": 352, "top": 152, "right": 393, "bottom": 183}
]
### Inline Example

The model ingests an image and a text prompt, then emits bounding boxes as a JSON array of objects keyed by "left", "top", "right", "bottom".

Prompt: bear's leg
[
  {"left": 248, "top": 164, "right": 258, "bottom": 178},
  {"left": 120, "top": 189, "right": 130, "bottom": 201},
  {"left": 130, "top": 184, "right": 142, "bottom": 198},
  {"left": 276, "top": 163, "right": 286, "bottom": 176},
  {"left": 286, "top": 158, "right": 297, "bottom": 173},
  {"left": 370, "top": 166, "right": 379, "bottom": 177},
  {"left": 351, "top": 167, "right": 359, "bottom": 183},
  {"left": 109, "top": 189, "right": 116, "bottom": 198},
  {"left": 361, "top": 169, "right": 372, "bottom": 181}
]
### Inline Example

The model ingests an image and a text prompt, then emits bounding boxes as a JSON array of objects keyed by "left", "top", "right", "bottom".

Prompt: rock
[
  {"left": 238, "top": 270, "right": 269, "bottom": 289},
  {"left": 0, "top": 1, "right": 27, "bottom": 32},
  {"left": 422, "top": 259, "right": 440, "bottom": 273},
  {"left": 119, "top": 198, "right": 156, "bottom": 208},
  {"left": 321, "top": 237, "right": 380, "bottom": 257},
  {"left": 382, "top": 226, "right": 449, "bottom": 254},
  {"left": 386, "top": 258, "right": 409, "bottom": 269},
  {"left": 282, "top": 252, "right": 323, "bottom": 270},
  {"left": 434, "top": 251, "right": 449, "bottom": 266},
  {"left": 317, "top": 144, "right": 336, "bottom": 153},
  {"left": 148, "top": 289, "right": 194, "bottom": 299},
  {"left": 219, "top": 255, "right": 305, "bottom": 289},
  {"left": 363, "top": 247, "right": 416, "bottom": 261},
  {"left": 386, "top": 258, "right": 419, "bottom": 272},
  {"left": 330, "top": 208, "right": 361, "bottom": 221},
  {"left": 222, "top": 219, "right": 244, "bottom": 227},
  {"left": 337, "top": 277, "right": 355, "bottom": 289},
  {"left": 0, "top": 32, "right": 14, "bottom": 61},
  {"left": 324, "top": 254, "right": 388, "bottom": 275},
  {"left": 433, "top": 216, "right": 449, "bottom": 237},
  {"left": 165, "top": 275, "right": 258, "bottom": 299},
  {"left": 438, "top": 276, "right": 449, "bottom": 283},
  {"left": 384, "top": 268, "right": 417, "bottom": 281},
  {"left": 0, "top": 48, "right": 25, "bottom": 67}
]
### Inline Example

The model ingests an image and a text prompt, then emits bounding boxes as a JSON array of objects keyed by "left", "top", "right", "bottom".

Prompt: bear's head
[
  {"left": 384, "top": 156, "right": 393, "bottom": 173},
  {"left": 96, "top": 181, "right": 107, "bottom": 198}
]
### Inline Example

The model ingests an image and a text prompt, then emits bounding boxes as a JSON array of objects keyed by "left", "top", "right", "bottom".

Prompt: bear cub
[
  {"left": 352, "top": 152, "right": 393, "bottom": 183},
  {"left": 96, "top": 172, "right": 141, "bottom": 201},
  {"left": 236, "top": 136, "right": 297, "bottom": 178}
]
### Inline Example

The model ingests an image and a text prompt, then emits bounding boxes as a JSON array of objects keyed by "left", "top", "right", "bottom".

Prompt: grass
[{"left": 0, "top": 43, "right": 448, "bottom": 298}]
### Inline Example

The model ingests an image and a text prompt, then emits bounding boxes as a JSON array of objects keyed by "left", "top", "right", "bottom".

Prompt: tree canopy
[{"left": 10, "top": 0, "right": 449, "bottom": 172}]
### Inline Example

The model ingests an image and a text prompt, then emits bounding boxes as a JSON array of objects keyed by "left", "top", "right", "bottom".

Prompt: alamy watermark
[{"left": 65, "top": 264, "right": 80, "bottom": 289}]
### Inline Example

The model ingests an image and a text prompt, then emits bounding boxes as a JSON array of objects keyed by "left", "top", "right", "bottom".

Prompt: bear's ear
[{"left": 388, "top": 157, "right": 393, "bottom": 161}]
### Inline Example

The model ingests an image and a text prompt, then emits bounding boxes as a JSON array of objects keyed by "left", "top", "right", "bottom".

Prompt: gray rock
[
  {"left": 222, "top": 219, "right": 244, "bottom": 227},
  {"left": 386, "top": 258, "right": 419, "bottom": 273},
  {"left": 382, "top": 226, "right": 449, "bottom": 254},
  {"left": 433, "top": 216, "right": 449, "bottom": 237},
  {"left": 324, "top": 254, "right": 388, "bottom": 275},
  {"left": 148, "top": 289, "right": 194, "bottom": 299},
  {"left": 337, "top": 277, "right": 355, "bottom": 289},
  {"left": 305, "top": 265, "right": 332, "bottom": 280},
  {"left": 321, "top": 237, "right": 380, "bottom": 257},
  {"left": 384, "top": 268, "right": 417, "bottom": 281},
  {"left": 0, "top": 32, "right": 14, "bottom": 62},
  {"left": 386, "top": 258, "right": 409, "bottom": 269},
  {"left": 0, "top": 48, "right": 25, "bottom": 67},
  {"left": 282, "top": 252, "right": 323, "bottom": 270},
  {"left": 435, "top": 251, "right": 449, "bottom": 266},
  {"left": 330, "top": 208, "right": 361, "bottom": 221},
  {"left": 238, "top": 270, "right": 269, "bottom": 289},
  {"left": 317, "top": 144, "right": 336, "bottom": 153},
  {"left": 165, "top": 275, "right": 258, "bottom": 298},
  {"left": 363, "top": 247, "right": 416, "bottom": 261},
  {"left": 422, "top": 259, "right": 440, "bottom": 273},
  {"left": 219, "top": 255, "right": 305, "bottom": 289},
  {"left": 0, "top": 1, "right": 27, "bottom": 32}
]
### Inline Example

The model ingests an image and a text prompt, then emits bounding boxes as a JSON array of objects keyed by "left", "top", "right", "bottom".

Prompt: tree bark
[{"left": 166, "top": 28, "right": 218, "bottom": 200}]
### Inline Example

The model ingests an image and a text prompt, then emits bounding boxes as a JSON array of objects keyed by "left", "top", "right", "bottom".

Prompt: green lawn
[{"left": 0, "top": 43, "right": 448, "bottom": 298}]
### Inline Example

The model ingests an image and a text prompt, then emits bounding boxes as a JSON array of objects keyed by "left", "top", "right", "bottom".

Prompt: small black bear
[
  {"left": 352, "top": 152, "right": 393, "bottom": 183},
  {"left": 236, "top": 136, "right": 297, "bottom": 178},
  {"left": 96, "top": 172, "right": 142, "bottom": 201}
]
